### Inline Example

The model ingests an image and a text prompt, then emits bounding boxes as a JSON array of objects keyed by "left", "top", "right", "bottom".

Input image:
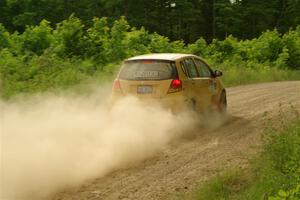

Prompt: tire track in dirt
[{"left": 53, "top": 81, "right": 300, "bottom": 200}]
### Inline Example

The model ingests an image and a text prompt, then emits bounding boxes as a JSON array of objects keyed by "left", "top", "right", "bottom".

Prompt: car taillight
[
  {"left": 113, "top": 79, "right": 121, "bottom": 91},
  {"left": 168, "top": 79, "right": 182, "bottom": 93}
]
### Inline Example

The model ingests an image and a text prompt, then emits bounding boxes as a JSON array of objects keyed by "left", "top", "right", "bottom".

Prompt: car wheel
[{"left": 219, "top": 90, "right": 227, "bottom": 113}]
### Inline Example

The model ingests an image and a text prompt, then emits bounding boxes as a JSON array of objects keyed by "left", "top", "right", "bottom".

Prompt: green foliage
[
  {"left": 85, "top": 17, "right": 110, "bottom": 62},
  {"left": 184, "top": 170, "right": 251, "bottom": 200},
  {"left": 267, "top": 130, "right": 300, "bottom": 177},
  {"left": 0, "top": 17, "right": 300, "bottom": 99},
  {"left": 274, "top": 48, "right": 289, "bottom": 69},
  {"left": 20, "top": 20, "right": 53, "bottom": 55},
  {"left": 170, "top": 40, "right": 186, "bottom": 53},
  {"left": 109, "top": 16, "right": 130, "bottom": 60},
  {"left": 148, "top": 32, "right": 173, "bottom": 53},
  {"left": 124, "top": 27, "right": 151, "bottom": 57},
  {"left": 0, "top": 49, "right": 108, "bottom": 99},
  {"left": 283, "top": 27, "right": 300, "bottom": 69},
  {"left": 52, "top": 15, "right": 85, "bottom": 57},
  {"left": 239, "top": 120, "right": 300, "bottom": 200},
  {"left": 187, "top": 38, "right": 207, "bottom": 57},
  {"left": 1, "top": 0, "right": 300, "bottom": 43},
  {"left": 269, "top": 185, "right": 300, "bottom": 200},
  {"left": 216, "top": 62, "right": 300, "bottom": 87},
  {"left": 206, "top": 36, "right": 239, "bottom": 63},
  {"left": 188, "top": 28, "right": 300, "bottom": 70},
  {"left": 0, "top": 24, "right": 10, "bottom": 50},
  {"left": 182, "top": 119, "right": 300, "bottom": 200}
]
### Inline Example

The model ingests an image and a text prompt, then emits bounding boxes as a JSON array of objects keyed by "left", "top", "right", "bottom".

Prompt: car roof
[{"left": 126, "top": 53, "right": 196, "bottom": 61}]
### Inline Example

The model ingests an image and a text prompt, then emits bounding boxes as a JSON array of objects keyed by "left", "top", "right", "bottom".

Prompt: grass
[
  {"left": 181, "top": 118, "right": 300, "bottom": 200},
  {"left": 218, "top": 66, "right": 300, "bottom": 87},
  {"left": 182, "top": 170, "right": 253, "bottom": 200}
]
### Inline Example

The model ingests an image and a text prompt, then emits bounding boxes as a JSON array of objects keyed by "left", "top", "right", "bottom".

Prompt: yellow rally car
[{"left": 111, "top": 53, "right": 227, "bottom": 113}]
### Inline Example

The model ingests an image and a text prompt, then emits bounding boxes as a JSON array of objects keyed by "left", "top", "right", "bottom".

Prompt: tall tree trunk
[
  {"left": 212, "top": 0, "right": 216, "bottom": 38},
  {"left": 276, "top": 0, "right": 287, "bottom": 28}
]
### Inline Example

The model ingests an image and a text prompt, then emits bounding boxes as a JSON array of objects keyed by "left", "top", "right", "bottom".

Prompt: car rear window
[{"left": 119, "top": 60, "right": 177, "bottom": 80}]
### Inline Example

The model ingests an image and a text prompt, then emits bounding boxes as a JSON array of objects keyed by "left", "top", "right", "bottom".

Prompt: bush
[
  {"left": 52, "top": 14, "right": 85, "bottom": 57},
  {"left": 187, "top": 37, "right": 207, "bottom": 57},
  {"left": 0, "top": 24, "right": 10, "bottom": 50},
  {"left": 206, "top": 36, "right": 239, "bottom": 63},
  {"left": 253, "top": 30, "right": 285, "bottom": 63},
  {"left": 109, "top": 16, "right": 130, "bottom": 60},
  {"left": 124, "top": 27, "right": 151, "bottom": 57},
  {"left": 148, "top": 32, "right": 173, "bottom": 53},
  {"left": 1, "top": 16, "right": 300, "bottom": 99},
  {"left": 283, "top": 27, "right": 300, "bottom": 69},
  {"left": 85, "top": 17, "right": 110, "bottom": 62},
  {"left": 19, "top": 20, "right": 54, "bottom": 56}
]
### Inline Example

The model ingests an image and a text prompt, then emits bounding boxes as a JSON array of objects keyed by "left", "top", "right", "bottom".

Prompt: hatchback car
[{"left": 111, "top": 53, "right": 227, "bottom": 113}]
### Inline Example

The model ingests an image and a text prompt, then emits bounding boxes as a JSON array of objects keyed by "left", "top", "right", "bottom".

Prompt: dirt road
[{"left": 53, "top": 81, "right": 300, "bottom": 200}]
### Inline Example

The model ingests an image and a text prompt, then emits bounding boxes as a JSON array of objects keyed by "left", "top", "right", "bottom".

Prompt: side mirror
[{"left": 214, "top": 70, "right": 223, "bottom": 77}]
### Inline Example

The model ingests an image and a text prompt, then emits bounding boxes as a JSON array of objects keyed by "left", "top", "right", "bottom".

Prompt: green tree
[
  {"left": 109, "top": 17, "right": 130, "bottom": 60},
  {"left": 52, "top": 15, "right": 85, "bottom": 57},
  {"left": 0, "top": 24, "right": 10, "bottom": 50},
  {"left": 85, "top": 17, "right": 110, "bottom": 63},
  {"left": 20, "top": 20, "right": 53, "bottom": 55}
]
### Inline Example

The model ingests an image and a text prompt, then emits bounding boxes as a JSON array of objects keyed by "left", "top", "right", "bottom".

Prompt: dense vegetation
[
  {"left": 1, "top": 0, "right": 300, "bottom": 42},
  {"left": 1, "top": 16, "right": 300, "bottom": 98},
  {"left": 183, "top": 117, "right": 300, "bottom": 200}
]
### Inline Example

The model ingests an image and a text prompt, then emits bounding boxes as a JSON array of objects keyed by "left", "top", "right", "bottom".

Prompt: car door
[
  {"left": 193, "top": 58, "right": 217, "bottom": 109},
  {"left": 180, "top": 58, "right": 199, "bottom": 110}
]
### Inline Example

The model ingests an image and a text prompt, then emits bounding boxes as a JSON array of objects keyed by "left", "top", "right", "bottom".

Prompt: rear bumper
[{"left": 111, "top": 92, "right": 187, "bottom": 113}]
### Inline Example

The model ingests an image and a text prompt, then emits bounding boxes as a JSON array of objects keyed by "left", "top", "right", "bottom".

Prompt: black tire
[{"left": 219, "top": 90, "right": 227, "bottom": 113}]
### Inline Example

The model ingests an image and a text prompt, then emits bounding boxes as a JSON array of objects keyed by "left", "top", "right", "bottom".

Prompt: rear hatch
[{"left": 115, "top": 60, "right": 180, "bottom": 98}]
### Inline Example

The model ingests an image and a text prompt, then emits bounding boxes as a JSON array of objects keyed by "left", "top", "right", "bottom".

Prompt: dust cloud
[{"left": 0, "top": 87, "right": 196, "bottom": 200}]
